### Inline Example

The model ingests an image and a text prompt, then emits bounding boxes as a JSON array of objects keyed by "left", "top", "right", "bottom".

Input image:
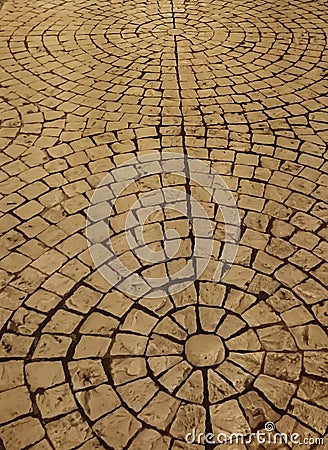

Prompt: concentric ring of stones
[
  {"left": 86, "top": 152, "right": 240, "bottom": 298},
  {"left": 0, "top": 0, "right": 327, "bottom": 449}
]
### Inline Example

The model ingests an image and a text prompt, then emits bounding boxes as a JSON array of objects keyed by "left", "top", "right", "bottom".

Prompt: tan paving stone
[
  {"left": 45, "top": 412, "right": 93, "bottom": 450},
  {"left": 31, "top": 249, "right": 67, "bottom": 274},
  {"left": 264, "top": 352, "right": 302, "bottom": 381},
  {"left": 94, "top": 407, "right": 141, "bottom": 449},
  {"left": 0, "top": 333, "right": 33, "bottom": 358},
  {"left": 0, "top": 360, "right": 24, "bottom": 392},
  {"left": 0, "top": 417, "right": 45, "bottom": 450},
  {"left": 25, "top": 361, "right": 65, "bottom": 391},
  {"left": 76, "top": 384, "right": 120, "bottom": 421},
  {"left": 0, "top": 386, "right": 32, "bottom": 423},
  {"left": 36, "top": 383, "right": 77, "bottom": 419},
  {"left": 8, "top": 307, "right": 46, "bottom": 335},
  {"left": 42, "top": 273, "right": 75, "bottom": 296},
  {"left": 74, "top": 335, "right": 111, "bottom": 358},
  {"left": 33, "top": 334, "right": 72, "bottom": 358},
  {"left": 25, "top": 289, "right": 61, "bottom": 312},
  {"left": 288, "top": 399, "right": 328, "bottom": 434}
]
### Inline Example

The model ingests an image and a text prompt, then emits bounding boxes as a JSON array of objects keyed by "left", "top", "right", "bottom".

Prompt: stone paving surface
[{"left": 0, "top": 0, "right": 328, "bottom": 448}]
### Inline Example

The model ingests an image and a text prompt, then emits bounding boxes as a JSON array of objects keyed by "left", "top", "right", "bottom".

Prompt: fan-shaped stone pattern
[
  {"left": 0, "top": 0, "right": 328, "bottom": 448},
  {"left": 87, "top": 284, "right": 324, "bottom": 446}
]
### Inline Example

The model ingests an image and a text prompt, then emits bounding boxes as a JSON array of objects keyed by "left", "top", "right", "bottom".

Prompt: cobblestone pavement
[{"left": 0, "top": 0, "right": 328, "bottom": 448}]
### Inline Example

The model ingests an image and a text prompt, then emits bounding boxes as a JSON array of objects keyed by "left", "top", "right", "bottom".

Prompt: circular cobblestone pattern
[{"left": 0, "top": 0, "right": 328, "bottom": 449}]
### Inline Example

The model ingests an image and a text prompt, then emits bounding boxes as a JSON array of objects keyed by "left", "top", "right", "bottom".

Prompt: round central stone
[{"left": 185, "top": 334, "right": 225, "bottom": 367}]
